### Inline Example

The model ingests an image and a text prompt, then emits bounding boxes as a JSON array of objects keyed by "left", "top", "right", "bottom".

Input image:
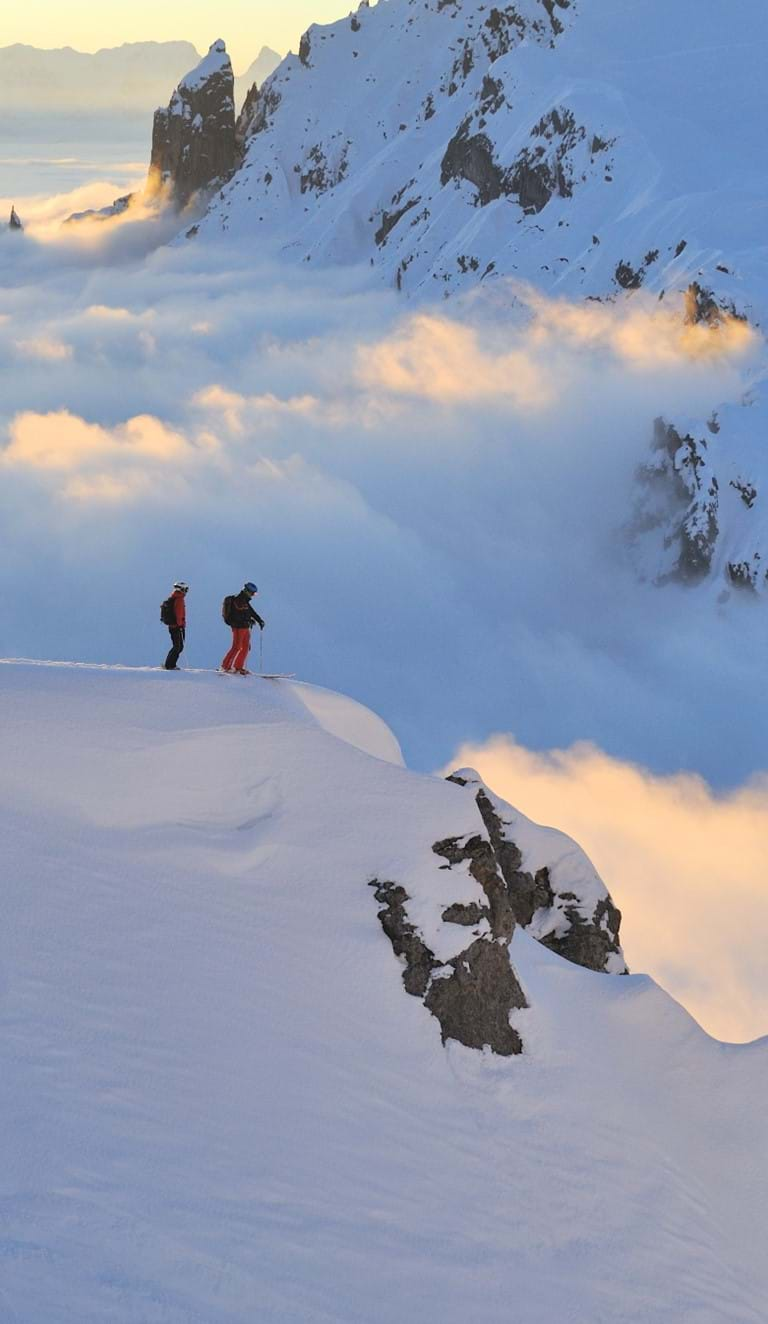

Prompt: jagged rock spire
[
  {"left": 9, "top": 205, "right": 23, "bottom": 231},
  {"left": 147, "top": 39, "right": 237, "bottom": 209}
]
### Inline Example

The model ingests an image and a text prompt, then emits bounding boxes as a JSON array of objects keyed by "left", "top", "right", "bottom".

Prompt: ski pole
[{"left": 259, "top": 628, "right": 264, "bottom": 674}]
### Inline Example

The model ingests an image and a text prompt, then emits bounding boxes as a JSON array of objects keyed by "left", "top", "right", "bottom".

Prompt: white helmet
[{"left": 173, "top": 581, "right": 189, "bottom": 592}]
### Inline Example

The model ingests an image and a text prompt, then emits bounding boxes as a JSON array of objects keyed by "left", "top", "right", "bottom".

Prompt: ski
[{"left": 217, "top": 668, "right": 295, "bottom": 679}]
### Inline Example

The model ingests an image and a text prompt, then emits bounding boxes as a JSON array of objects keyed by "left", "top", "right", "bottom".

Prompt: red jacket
[{"left": 171, "top": 589, "right": 186, "bottom": 628}]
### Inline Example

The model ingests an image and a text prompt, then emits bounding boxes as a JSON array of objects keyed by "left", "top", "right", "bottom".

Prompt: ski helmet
[
  {"left": 174, "top": 581, "right": 189, "bottom": 592},
  {"left": 244, "top": 581, "right": 258, "bottom": 595}
]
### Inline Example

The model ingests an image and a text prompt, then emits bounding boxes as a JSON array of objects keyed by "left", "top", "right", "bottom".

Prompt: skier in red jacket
[
  {"left": 221, "top": 582, "right": 264, "bottom": 674},
  {"left": 164, "top": 582, "right": 188, "bottom": 670}
]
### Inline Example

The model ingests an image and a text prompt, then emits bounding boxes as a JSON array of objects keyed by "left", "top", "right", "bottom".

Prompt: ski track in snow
[{"left": 0, "top": 661, "right": 766, "bottom": 1322}]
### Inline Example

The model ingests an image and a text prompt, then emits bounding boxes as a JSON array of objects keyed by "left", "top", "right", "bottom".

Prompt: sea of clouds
[{"left": 1, "top": 186, "right": 766, "bottom": 1040}]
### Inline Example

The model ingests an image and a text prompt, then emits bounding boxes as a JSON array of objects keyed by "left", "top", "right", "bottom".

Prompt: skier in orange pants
[{"left": 221, "top": 582, "right": 265, "bottom": 674}]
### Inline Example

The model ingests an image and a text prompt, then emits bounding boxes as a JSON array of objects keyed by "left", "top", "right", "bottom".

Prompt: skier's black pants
[{"left": 165, "top": 626, "right": 185, "bottom": 670}]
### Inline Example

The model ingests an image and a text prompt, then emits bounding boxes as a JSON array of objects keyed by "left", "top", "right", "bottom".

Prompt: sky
[{"left": 0, "top": 0, "right": 360, "bottom": 69}]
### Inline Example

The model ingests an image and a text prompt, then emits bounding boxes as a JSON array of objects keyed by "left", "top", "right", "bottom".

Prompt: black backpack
[
  {"left": 160, "top": 596, "right": 176, "bottom": 626},
  {"left": 222, "top": 594, "right": 236, "bottom": 626}
]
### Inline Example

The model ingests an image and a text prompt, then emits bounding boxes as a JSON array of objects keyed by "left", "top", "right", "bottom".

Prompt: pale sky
[{"left": 0, "top": 1, "right": 364, "bottom": 73}]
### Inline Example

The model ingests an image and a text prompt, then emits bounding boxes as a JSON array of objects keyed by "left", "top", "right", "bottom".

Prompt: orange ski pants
[{"left": 222, "top": 628, "right": 251, "bottom": 672}]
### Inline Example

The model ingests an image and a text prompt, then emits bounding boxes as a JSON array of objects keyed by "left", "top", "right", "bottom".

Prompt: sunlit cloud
[
  {"left": 84, "top": 305, "right": 151, "bottom": 322},
  {"left": 15, "top": 336, "right": 73, "bottom": 362},
  {"left": 2, "top": 410, "right": 191, "bottom": 474},
  {"left": 446, "top": 734, "right": 768, "bottom": 1044},
  {"left": 63, "top": 471, "right": 154, "bottom": 503},
  {"left": 522, "top": 286, "right": 758, "bottom": 367},
  {"left": 359, "top": 312, "right": 553, "bottom": 408}
]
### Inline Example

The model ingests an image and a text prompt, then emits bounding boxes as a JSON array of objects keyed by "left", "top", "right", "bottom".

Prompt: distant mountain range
[{"left": 0, "top": 41, "right": 280, "bottom": 113}]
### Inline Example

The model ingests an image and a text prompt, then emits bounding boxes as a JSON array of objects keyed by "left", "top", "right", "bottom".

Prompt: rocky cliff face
[
  {"left": 8, "top": 206, "right": 22, "bottom": 231},
  {"left": 148, "top": 40, "right": 237, "bottom": 209},
  {"left": 371, "top": 766, "right": 626, "bottom": 1056}
]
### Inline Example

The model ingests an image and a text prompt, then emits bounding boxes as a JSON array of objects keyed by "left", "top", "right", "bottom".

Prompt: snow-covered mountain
[
  {"left": 172, "top": 0, "right": 766, "bottom": 599},
  {"left": 0, "top": 659, "right": 766, "bottom": 1321}
]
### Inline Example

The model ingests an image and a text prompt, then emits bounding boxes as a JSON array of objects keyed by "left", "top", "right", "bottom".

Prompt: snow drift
[{"left": 0, "top": 660, "right": 765, "bottom": 1322}]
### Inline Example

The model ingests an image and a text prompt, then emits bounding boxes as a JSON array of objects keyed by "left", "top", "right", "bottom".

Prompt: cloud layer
[{"left": 0, "top": 217, "right": 766, "bottom": 798}]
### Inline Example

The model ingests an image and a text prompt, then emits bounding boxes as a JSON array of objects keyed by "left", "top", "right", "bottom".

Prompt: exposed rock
[
  {"left": 370, "top": 871, "right": 527, "bottom": 1056},
  {"left": 8, "top": 205, "right": 23, "bottom": 231},
  {"left": 148, "top": 39, "right": 237, "bottom": 209},
  {"left": 300, "top": 141, "right": 350, "bottom": 196},
  {"left": 505, "top": 106, "right": 587, "bottom": 213},
  {"left": 727, "top": 560, "right": 761, "bottom": 591},
  {"left": 441, "top": 121, "right": 505, "bottom": 206},
  {"left": 470, "top": 781, "right": 626, "bottom": 972},
  {"left": 442, "top": 105, "right": 592, "bottom": 214},
  {"left": 442, "top": 902, "right": 486, "bottom": 926},
  {"left": 433, "top": 832, "right": 515, "bottom": 941},
  {"left": 615, "top": 260, "right": 645, "bottom": 291},
  {"left": 730, "top": 479, "right": 757, "bottom": 509},
  {"left": 369, "top": 765, "right": 628, "bottom": 1057},
  {"left": 425, "top": 939, "right": 526, "bottom": 1055},
  {"left": 375, "top": 197, "right": 420, "bottom": 247},
  {"left": 541, "top": 0, "right": 572, "bottom": 36},
  {"left": 234, "top": 47, "right": 281, "bottom": 111},
  {"left": 370, "top": 880, "right": 437, "bottom": 997},
  {"left": 238, "top": 84, "right": 282, "bottom": 140},
  {"left": 683, "top": 281, "right": 745, "bottom": 327},
  {"left": 475, "top": 790, "right": 554, "bottom": 927},
  {"left": 65, "top": 194, "right": 133, "bottom": 226},
  {"left": 630, "top": 417, "right": 740, "bottom": 588},
  {"left": 299, "top": 31, "right": 312, "bottom": 68}
]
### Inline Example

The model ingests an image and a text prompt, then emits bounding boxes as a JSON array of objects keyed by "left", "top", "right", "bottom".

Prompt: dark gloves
[{"left": 254, "top": 614, "right": 265, "bottom": 630}]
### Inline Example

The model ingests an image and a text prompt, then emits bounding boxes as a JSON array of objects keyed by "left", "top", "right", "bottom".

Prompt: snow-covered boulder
[{"left": 148, "top": 39, "right": 237, "bottom": 208}]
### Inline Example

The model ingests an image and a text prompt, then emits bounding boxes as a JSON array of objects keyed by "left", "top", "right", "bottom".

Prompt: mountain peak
[{"left": 148, "top": 40, "right": 236, "bottom": 208}]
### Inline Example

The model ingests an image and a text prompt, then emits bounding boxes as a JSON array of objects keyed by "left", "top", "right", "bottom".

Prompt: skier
[
  {"left": 221, "top": 582, "right": 265, "bottom": 675},
  {"left": 161, "top": 581, "right": 189, "bottom": 670}
]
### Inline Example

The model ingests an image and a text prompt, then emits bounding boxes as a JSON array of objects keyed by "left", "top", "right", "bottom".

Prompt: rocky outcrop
[
  {"left": 234, "top": 47, "right": 281, "bottom": 110},
  {"left": 369, "top": 766, "right": 627, "bottom": 1057},
  {"left": 683, "top": 281, "right": 745, "bottom": 328},
  {"left": 631, "top": 407, "right": 767, "bottom": 595},
  {"left": 65, "top": 195, "right": 133, "bottom": 226},
  {"left": 460, "top": 775, "right": 626, "bottom": 973},
  {"left": 441, "top": 105, "right": 594, "bottom": 212},
  {"left": 8, "top": 205, "right": 22, "bottom": 231},
  {"left": 633, "top": 419, "right": 721, "bottom": 585},
  {"left": 147, "top": 39, "right": 237, "bottom": 209},
  {"left": 424, "top": 939, "right": 527, "bottom": 1055},
  {"left": 370, "top": 836, "right": 527, "bottom": 1056}
]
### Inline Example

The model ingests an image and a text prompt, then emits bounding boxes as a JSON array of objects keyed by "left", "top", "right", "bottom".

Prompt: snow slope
[{"left": 0, "top": 660, "right": 765, "bottom": 1322}]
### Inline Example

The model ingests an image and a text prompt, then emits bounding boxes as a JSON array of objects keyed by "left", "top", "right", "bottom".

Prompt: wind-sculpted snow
[{"left": 0, "top": 661, "right": 765, "bottom": 1322}]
